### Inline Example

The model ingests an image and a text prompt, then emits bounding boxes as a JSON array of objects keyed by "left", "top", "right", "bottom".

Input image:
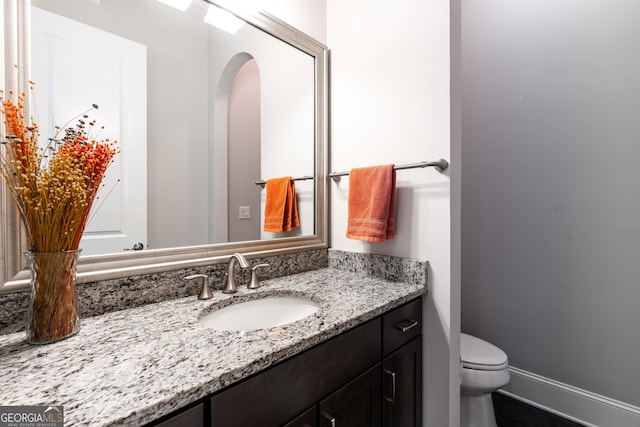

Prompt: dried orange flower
[{"left": 0, "top": 85, "right": 119, "bottom": 253}]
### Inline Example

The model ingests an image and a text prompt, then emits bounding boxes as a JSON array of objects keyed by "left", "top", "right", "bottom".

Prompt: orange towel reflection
[{"left": 264, "top": 176, "right": 299, "bottom": 232}]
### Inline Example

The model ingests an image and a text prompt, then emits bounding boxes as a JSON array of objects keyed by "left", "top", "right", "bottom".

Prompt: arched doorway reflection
[
  {"left": 211, "top": 52, "right": 262, "bottom": 244},
  {"left": 227, "top": 58, "right": 261, "bottom": 242}
]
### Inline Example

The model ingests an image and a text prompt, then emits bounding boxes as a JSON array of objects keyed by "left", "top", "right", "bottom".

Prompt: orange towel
[
  {"left": 346, "top": 164, "right": 396, "bottom": 242},
  {"left": 264, "top": 177, "right": 300, "bottom": 232}
]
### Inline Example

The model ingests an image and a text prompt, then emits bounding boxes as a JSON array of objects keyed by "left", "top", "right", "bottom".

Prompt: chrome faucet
[{"left": 221, "top": 253, "right": 250, "bottom": 294}]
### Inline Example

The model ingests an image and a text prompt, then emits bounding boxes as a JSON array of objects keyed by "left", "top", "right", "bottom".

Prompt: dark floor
[{"left": 493, "top": 393, "right": 586, "bottom": 427}]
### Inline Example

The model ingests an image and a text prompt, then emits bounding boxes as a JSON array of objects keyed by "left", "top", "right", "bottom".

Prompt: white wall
[
  {"left": 462, "top": 0, "right": 640, "bottom": 422},
  {"left": 327, "top": 0, "right": 458, "bottom": 425},
  {"left": 258, "top": 0, "right": 326, "bottom": 44}
]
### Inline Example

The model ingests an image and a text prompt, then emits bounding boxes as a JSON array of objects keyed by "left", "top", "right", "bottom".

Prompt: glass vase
[{"left": 25, "top": 250, "right": 82, "bottom": 344}]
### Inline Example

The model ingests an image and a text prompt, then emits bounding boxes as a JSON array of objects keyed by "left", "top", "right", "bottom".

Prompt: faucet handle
[
  {"left": 185, "top": 274, "right": 213, "bottom": 300},
  {"left": 247, "top": 264, "right": 269, "bottom": 290}
]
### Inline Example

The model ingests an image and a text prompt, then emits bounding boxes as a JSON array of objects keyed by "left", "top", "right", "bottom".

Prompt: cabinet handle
[
  {"left": 394, "top": 318, "right": 418, "bottom": 332},
  {"left": 321, "top": 411, "right": 336, "bottom": 427},
  {"left": 384, "top": 369, "right": 396, "bottom": 404}
]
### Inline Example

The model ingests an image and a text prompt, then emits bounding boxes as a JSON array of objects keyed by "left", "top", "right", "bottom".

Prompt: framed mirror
[{"left": 0, "top": 0, "right": 328, "bottom": 291}]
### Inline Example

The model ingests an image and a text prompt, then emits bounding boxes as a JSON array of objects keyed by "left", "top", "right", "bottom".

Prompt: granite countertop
[{"left": 0, "top": 267, "right": 426, "bottom": 426}]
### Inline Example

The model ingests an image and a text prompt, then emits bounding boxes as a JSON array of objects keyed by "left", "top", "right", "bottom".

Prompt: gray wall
[{"left": 462, "top": 0, "right": 640, "bottom": 407}]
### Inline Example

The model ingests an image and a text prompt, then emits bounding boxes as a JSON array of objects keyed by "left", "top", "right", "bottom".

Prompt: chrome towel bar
[
  {"left": 329, "top": 159, "right": 448, "bottom": 181},
  {"left": 255, "top": 175, "right": 314, "bottom": 188}
]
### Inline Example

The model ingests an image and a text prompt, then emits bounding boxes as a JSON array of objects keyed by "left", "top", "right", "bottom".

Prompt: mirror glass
[
  {"left": 1, "top": 0, "right": 327, "bottom": 290},
  {"left": 30, "top": 0, "right": 315, "bottom": 254}
]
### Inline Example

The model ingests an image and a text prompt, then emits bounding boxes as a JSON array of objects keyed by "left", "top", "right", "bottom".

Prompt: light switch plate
[{"left": 239, "top": 206, "right": 251, "bottom": 219}]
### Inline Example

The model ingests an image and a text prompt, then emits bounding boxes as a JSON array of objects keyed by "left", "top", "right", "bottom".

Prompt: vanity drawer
[
  {"left": 382, "top": 298, "right": 422, "bottom": 356},
  {"left": 210, "top": 318, "right": 381, "bottom": 427}
]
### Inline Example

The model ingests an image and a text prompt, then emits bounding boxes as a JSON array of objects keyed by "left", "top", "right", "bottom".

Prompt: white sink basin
[{"left": 199, "top": 296, "right": 320, "bottom": 331}]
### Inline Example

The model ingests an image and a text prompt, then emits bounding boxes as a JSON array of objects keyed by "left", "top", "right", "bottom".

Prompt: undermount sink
[{"left": 199, "top": 296, "right": 321, "bottom": 331}]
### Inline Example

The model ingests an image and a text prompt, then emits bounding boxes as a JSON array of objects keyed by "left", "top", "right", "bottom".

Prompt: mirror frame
[{"left": 0, "top": 0, "right": 328, "bottom": 292}]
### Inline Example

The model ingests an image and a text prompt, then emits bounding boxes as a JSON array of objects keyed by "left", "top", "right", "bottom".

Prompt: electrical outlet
[{"left": 239, "top": 206, "right": 251, "bottom": 219}]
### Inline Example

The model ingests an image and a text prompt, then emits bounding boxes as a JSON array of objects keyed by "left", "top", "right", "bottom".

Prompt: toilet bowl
[{"left": 460, "top": 333, "right": 510, "bottom": 427}]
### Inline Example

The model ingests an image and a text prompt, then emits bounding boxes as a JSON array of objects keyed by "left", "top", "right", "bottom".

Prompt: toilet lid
[{"left": 461, "top": 333, "right": 508, "bottom": 371}]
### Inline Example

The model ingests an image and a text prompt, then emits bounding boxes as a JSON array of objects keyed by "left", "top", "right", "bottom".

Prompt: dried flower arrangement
[{"left": 0, "top": 83, "right": 119, "bottom": 343}]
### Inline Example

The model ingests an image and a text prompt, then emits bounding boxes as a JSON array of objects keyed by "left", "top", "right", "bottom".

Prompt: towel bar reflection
[
  {"left": 255, "top": 175, "right": 314, "bottom": 189},
  {"left": 329, "top": 159, "right": 449, "bottom": 182}
]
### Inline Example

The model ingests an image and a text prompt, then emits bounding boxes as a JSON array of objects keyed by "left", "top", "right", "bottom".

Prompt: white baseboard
[{"left": 499, "top": 366, "right": 640, "bottom": 427}]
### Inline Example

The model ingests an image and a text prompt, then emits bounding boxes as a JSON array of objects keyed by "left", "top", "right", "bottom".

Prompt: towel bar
[
  {"left": 255, "top": 175, "right": 314, "bottom": 188},
  {"left": 329, "top": 159, "right": 449, "bottom": 181}
]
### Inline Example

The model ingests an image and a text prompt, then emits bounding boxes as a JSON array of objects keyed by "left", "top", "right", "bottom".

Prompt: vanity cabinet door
[
  {"left": 284, "top": 406, "right": 317, "bottom": 427},
  {"left": 318, "top": 364, "right": 382, "bottom": 427},
  {"left": 382, "top": 336, "right": 423, "bottom": 427},
  {"left": 152, "top": 402, "right": 204, "bottom": 427}
]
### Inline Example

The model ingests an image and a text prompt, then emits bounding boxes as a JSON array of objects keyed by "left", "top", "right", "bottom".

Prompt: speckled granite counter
[{"left": 0, "top": 267, "right": 426, "bottom": 426}]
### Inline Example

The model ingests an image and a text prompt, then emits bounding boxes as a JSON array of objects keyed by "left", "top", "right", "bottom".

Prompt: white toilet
[{"left": 460, "top": 333, "right": 510, "bottom": 427}]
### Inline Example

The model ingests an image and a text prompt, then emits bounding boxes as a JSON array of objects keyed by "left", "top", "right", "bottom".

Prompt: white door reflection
[{"left": 31, "top": 7, "right": 148, "bottom": 255}]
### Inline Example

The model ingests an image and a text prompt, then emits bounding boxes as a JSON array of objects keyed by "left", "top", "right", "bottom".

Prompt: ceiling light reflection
[
  {"left": 156, "top": 0, "right": 192, "bottom": 12},
  {"left": 204, "top": 4, "right": 245, "bottom": 34}
]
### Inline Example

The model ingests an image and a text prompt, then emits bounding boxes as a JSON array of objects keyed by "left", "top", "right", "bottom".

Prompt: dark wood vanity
[{"left": 150, "top": 297, "right": 422, "bottom": 427}]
